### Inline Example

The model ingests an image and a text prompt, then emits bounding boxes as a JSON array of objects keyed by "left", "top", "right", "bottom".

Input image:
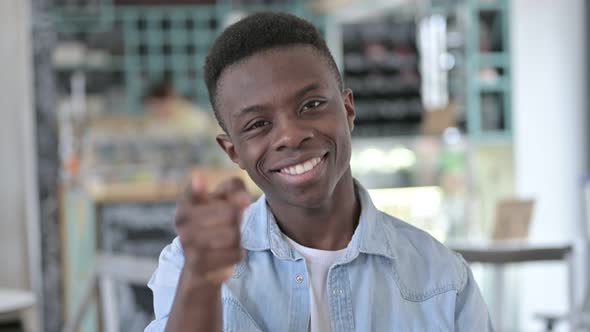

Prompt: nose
[{"left": 270, "top": 116, "right": 314, "bottom": 151}]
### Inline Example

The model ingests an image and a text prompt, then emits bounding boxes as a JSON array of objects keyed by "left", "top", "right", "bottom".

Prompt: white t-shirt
[{"left": 286, "top": 237, "right": 346, "bottom": 332}]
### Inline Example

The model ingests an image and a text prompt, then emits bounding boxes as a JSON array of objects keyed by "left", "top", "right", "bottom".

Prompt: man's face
[{"left": 215, "top": 45, "right": 355, "bottom": 209}]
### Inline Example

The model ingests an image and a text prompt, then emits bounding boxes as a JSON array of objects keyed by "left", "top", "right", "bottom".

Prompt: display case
[
  {"left": 341, "top": 16, "right": 422, "bottom": 137},
  {"left": 464, "top": 0, "right": 512, "bottom": 141},
  {"left": 51, "top": 0, "right": 323, "bottom": 113}
]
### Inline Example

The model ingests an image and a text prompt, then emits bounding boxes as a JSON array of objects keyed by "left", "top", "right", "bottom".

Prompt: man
[
  {"left": 146, "top": 12, "right": 493, "bottom": 332},
  {"left": 142, "top": 79, "right": 216, "bottom": 137}
]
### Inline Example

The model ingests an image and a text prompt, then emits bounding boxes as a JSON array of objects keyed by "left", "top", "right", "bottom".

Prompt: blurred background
[{"left": 0, "top": 0, "right": 588, "bottom": 331}]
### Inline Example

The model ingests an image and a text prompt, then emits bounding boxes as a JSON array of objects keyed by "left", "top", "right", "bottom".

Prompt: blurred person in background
[
  {"left": 145, "top": 12, "right": 493, "bottom": 332},
  {"left": 143, "top": 78, "right": 215, "bottom": 136}
]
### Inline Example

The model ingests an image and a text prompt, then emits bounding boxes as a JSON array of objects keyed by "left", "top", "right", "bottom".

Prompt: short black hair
[{"left": 204, "top": 11, "right": 343, "bottom": 130}]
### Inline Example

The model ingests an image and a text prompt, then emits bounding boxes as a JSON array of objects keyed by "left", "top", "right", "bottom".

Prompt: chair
[
  {"left": 533, "top": 239, "right": 590, "bottom": 331},
  {"left": 62, "top": 253, "right": 158, "bottom": 332}
]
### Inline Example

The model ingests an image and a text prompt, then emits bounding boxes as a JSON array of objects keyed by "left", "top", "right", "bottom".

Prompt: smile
[{"left": 279, "top": 156, "right": 323, "bottom": 175}]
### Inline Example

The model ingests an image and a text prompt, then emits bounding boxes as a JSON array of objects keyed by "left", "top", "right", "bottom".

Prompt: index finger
[{"left": 179, "top": 172, "right": 209, "bottom": 204}]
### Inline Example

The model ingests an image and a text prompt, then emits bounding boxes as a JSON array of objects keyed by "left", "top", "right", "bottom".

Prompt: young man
[{"left": 146, "top": 12, "right": 493, "bottom": 332}]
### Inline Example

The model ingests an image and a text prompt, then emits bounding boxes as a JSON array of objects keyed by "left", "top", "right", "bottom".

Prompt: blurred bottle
[{"left": 438, "top": 127, "right": 469, "bottom": 241}]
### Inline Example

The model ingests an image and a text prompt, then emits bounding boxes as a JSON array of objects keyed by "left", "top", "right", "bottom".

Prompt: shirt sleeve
[
  {"left": 454, "top": 258, "right": 495, "bottom": 331},
  {"left": 145, "top": 237, "right": 185, "bottom": 332}
]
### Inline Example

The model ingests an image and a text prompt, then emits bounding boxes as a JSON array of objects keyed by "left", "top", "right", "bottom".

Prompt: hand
[{"left": 175, "top": 173, "right": 251, "bottom": 286}]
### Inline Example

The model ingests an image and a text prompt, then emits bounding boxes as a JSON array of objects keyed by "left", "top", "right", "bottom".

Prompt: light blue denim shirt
[{"left": 146, "top": 182, "right": 493, "bottom": 331}]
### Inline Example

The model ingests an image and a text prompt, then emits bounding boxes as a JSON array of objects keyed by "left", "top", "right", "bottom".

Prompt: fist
[{"left": 175, "top": 174, "right": 251, "bottom": 285}]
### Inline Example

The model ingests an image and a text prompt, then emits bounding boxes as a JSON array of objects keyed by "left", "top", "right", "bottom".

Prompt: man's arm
[
  {"left": 145, "top": 176, "right": 250, "bottom": 332},
  {"left": 145, "top": 238, "right": 228, "bottom": 332},
  {"left": 164, "top": 267, "right": 224, "bottom": 332},
  {"left": 454, "top": 259, "right": 495, "bottom": 331},
  {"left": 145, "top": 237, "right": 184, "bottom": 331}
]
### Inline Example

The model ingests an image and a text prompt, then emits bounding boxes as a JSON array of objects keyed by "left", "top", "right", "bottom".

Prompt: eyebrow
[
  {"left": 232, "top": 82, "right": 323, "bottom": 119},
  {"left": 292, "top": 82, "right": 322, "bottom": 103}
]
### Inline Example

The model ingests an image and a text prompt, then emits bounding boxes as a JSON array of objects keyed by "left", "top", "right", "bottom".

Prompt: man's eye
[
  {"left": 302, "top": 100, "right": 324, "bottom": 111},
  {"left": 246, "top": 120, "right": 270, "bottom": 131}
]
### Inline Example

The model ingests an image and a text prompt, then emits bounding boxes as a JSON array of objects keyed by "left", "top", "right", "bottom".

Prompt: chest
[{"left": 221, "top": 253, "right": 457, "bottom": 332}]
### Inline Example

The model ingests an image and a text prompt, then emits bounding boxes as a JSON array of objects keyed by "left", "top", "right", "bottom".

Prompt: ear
[
  {"left": 342, "top": 88, "right": 355, "bottom": 132},
  {"left": 216, "top": 134, "right": 246, "bottom": 170}
]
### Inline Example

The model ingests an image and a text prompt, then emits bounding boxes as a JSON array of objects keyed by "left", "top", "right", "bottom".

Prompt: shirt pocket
[
  {"left": 393, "top": 290, "right": 457, "bottom": 331},
  {"left": 222, "top": 297, "right": 263, "bottom": 332}
]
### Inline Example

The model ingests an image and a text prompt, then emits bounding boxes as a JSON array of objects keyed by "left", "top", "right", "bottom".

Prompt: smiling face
[{"left": 214, "top": 45, "right": 355, "bottom": 209}]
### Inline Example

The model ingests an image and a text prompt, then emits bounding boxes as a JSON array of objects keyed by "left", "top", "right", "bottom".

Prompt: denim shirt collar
[{"left": 240, "top": 179, "right": 398, "bottom": 263}]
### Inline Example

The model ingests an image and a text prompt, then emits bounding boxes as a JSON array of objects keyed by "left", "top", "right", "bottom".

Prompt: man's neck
[{"left": 266, "top": 171, "right": 360, "bottom": 251}]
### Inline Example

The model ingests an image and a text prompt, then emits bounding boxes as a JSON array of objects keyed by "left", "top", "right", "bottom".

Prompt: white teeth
[
  {"left": 280, "top": 157, "right": 322, "bottom": 175},
  {"left": 295, "top": 164, "right": 304, "bottom": 174}
]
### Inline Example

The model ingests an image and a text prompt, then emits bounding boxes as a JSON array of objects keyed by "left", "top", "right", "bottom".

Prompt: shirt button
[
  {"left": 295, "top": 275, "right": 304, "bottom": 283},
  {"left": 332, "top": 289, "right": 343, "bottom": 295}
]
